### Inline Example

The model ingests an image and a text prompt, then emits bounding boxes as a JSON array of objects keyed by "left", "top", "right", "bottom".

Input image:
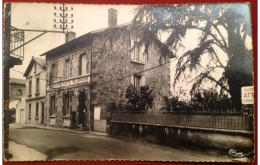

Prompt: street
[{"left": 9, "top": 124, "right": 236, "bottom": 161}]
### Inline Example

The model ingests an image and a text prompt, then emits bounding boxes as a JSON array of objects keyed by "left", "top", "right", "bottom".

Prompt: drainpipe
[{"left": 89, "top": 45, "right": 93, "bottom": 131}]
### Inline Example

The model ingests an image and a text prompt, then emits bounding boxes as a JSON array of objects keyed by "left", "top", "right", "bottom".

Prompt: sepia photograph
[{"left": 3, "top": 2, "right": 254, "bottom": 162}]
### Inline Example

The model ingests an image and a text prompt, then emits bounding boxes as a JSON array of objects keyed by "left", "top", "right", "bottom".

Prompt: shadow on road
[{"left": 45, "top": 147, "right": 79, "bottom": 160}]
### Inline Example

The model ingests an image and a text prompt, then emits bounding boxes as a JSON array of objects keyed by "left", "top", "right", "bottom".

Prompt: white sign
[
  {"left": 50, "top": 118, "right": 56, "bottom": 126},
  {"left": 94, "top": 107, "right": 101, "bottom": 120},
  {"left": 63, "top": 119, "right": 71, "bottom": 127},
  {"left": 241, "top": 86, "right": 254, "bottom": 104},
  {"left": 48, "top": 75, "right": 90, "bottom": 89}
]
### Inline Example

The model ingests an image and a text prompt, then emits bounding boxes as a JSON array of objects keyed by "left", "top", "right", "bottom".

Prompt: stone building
[
  {"left": 41, "top": 8, "right": 172, "bottom": 132},
  {"left": 24, "top": 56, "right": 47, "bottom": 125}
]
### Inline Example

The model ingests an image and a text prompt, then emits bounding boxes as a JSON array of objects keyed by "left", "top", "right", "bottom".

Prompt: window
[
  {"left": 130, "top": 36, "right": 145, "bottom": 62},
  {"left": 51, "top": 64, "right": 56, "bottom": 82},
  {"left": 64, "top": 59, "right": 71, "bottom": 79},
  {"left": 34, "top": 63, "right": 36, "bottom": 73},
  {"left": 17, "top": 89, "right": 23, "bottom": 96},
  {"left": 50, "top": 96, "right": 56, "bottom": 116},
  {"left": 36, "top": 78, "right": 40, "bottom": 94},
  {"left": 29, "top": 81, "right": 32, "bottom": 95},
  {"left": 28, "top": 104, "right": 31, "bottom": 118},
  {"left": 63, "top": 94, "right": 70, "bottom": 116},
  {"left": 131, "top": 75, "right": 145, "bottom": 89},
  {"left": 79, "top": 54, "right": 90, "bottom": 75},
  {"left": 79, "top": 54, "right": 86, "bottom": 75},
  {"left": 36, "top": 103, "right": 39, "bottom": 118},
  {"left": 134, "top": 75, "right": 141, "bottom": 89}
]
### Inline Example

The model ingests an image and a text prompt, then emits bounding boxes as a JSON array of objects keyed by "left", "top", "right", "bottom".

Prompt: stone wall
[{"left": 91, "top": 29, "right": 171, "bottom": 112}]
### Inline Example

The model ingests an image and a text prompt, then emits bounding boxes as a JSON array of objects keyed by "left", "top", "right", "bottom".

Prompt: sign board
[
  {"left": 94, "top": 107, "right": 101, "bottom": 120},
  {"left": 48, "top": 75, "right": 90, "bottom": 90},
  {"left": 63, "top": 118, "right": 71, "bottom": 127},
  {"left": 241, "top": 86, "right": 254, "bottom": 104},
  {"left": 50, "top": 118, "right": 56, "bottom": 126}
]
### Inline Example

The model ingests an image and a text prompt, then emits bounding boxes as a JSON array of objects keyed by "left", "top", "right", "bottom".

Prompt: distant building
[
  {"left": 41, "top": 8, "right": 172, "bottom": 132},
  {"left": 9, "top": 78, "right": 26, "bottom": 101},
  {"left": 9, "top": 78, "right": 26, "bottom": 123},
  {"left": 24, "top": 56, "right": 47, "bottom": 125}
]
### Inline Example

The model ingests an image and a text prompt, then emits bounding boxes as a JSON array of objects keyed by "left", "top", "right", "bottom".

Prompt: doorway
[
  {"left": 41, "top": 102, "right": 44, "bottom": 124},
  {"left": 78, "top": 91, "right": 86, "bottom": 125}
]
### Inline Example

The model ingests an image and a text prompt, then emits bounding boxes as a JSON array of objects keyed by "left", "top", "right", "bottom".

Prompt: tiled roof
[{"left": 40, "top": 23, "right": 130, "bottom": 58}]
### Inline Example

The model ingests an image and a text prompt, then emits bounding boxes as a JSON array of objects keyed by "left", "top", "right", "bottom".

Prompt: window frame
[
  {"left": 17, "top": 89, "right": 23, "bottom": 96},
  {"left": 36, "top": 103, "right": 39, "bottom": 118},
  {"left": 130, "top": 35, "right": 145, "bottom": 63},
  {"left": 29, "top": 81, "right": 32, "bottom": 95},
  {"left": 36, "top": 78, "right": 40, "bottom": 94},
  {"left": 28, "top": 104, "right": 31, "bottom": 119},
  {"left": 63, "top": 94, "right": 70, "bottom": 116},
  {"left": 64, "top": 59, "right": 71, "bottom": 79},
  {"left": 134, "top": 75, "right": 141, "bottom": 89},
  {"left": 50, "top": 96, "right": 56, "bottom": 116}
]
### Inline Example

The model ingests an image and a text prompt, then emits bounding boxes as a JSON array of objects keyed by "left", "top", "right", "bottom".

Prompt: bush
[
  {"left": 125, "top": 85, "right": 154, "bottom": 112},
  {"left": 161, "top": 89, "right": 233, "bottom": 113}
]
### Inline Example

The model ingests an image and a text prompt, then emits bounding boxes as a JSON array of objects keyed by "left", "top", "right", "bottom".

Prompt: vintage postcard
[{"left": 3, "top": 2, "right": 255, "bottom": 162}]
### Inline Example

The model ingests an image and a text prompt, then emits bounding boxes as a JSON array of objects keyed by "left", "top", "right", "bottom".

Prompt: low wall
[{"left": 109, "top": 122, "right": 254, "bottom": 152}]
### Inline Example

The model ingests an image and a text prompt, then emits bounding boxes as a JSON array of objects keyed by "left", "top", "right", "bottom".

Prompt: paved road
[{"left": 9, "top": 125, "right": 235, "bottom": 161}]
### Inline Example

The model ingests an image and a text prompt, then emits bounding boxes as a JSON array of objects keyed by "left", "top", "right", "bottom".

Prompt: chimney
[
  {"left": 65, "top": 31, "right": 76, "bottom": 43},
  {"left": 108, "top": 8, "right": 117, "bottom": 27}
]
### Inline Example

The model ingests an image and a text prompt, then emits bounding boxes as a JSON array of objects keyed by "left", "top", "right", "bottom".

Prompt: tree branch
[{"left": 211, "top": 23, "right": 228, "bottom": 48}]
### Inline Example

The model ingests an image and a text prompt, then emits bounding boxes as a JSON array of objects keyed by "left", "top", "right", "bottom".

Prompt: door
[
  {"left": 41, "top": 102, "right": 44, "bottom": 124},
  {"left": 78, "top": 92, "right": 86, "bottom": 125},
  {"left": 20, "top": 109, "right": 24, "bottom": 124}
]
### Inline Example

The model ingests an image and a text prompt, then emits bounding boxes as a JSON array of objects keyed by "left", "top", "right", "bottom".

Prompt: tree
[
  {"left": 132, "top": 4, "right": 253, "bottom": 109},
  {"left": 125, "top": 85, "right": 154, "bottom": 112}
]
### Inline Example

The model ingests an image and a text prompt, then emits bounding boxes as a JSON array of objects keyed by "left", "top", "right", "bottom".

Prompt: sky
[
  {"left": 10, "top": 3, "right": 138, "bottom": 79},
  {"left": 9, "top": 3, "right": 252, "bottom": 100}
]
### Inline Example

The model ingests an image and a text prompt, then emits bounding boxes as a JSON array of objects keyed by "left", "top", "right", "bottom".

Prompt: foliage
[
  {"left": 125, "top": 85, "right": 154, "bottom": 112},
  {"left": 191, "top": 89, "right": 232, "bottom": 111},
  {"left": 132, "top": 4, "right": 253, "bottom": 109},
  {"left": 161, "top": 96, "right": 190, "bottom": 112},
  {"left": 161, "top": 89, "right": 232, "bottom": 112}
]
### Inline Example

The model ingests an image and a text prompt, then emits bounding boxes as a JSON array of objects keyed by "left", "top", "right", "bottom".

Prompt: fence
[{"left": 110, "top": 111, "right": 253, "bottom": 131}]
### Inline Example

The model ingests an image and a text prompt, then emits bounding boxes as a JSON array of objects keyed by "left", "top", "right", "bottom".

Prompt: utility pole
[
  {"left": 54, "top": 4, "right": 74, "bottom": 33},
  {"left": 3, "top": 3, "right": 12, "bottom": 159},
  {"left": 3, "top": 3, "right": 74, "bottom": 159}
]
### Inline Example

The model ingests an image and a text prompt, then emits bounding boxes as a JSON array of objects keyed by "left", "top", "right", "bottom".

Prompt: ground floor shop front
[{"left": 45, "top": 85, "right": 92, "bottom": 130}]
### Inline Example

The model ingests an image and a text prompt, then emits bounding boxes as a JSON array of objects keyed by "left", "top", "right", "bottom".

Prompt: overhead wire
[{"left": 11, "top": 58, "right": 177, "bottom": 88}]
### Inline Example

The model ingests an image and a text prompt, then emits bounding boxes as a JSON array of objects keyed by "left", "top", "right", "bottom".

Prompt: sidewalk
[
  {"left": 14, "top": 123, "right": 108, "bottom": 137},
  {"left": 8, "top": 141, "right": 47, "bottom": 161}
]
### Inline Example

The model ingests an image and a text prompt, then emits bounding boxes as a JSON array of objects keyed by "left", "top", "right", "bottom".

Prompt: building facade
[
  {"left": 24, "top": 56, "right": 47, "bottom": 125},
  {"left": 42, "top": 8, "right": 171, "bottom": 132}
]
